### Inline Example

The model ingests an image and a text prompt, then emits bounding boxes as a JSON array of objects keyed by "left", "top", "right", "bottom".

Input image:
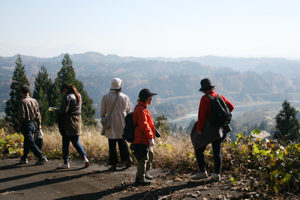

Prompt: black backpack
[
  {"left": 122, "top": 105, "right": 141, "bottom": 143},
  {"left": 206, "top": 94, "right": 232, "bottom": 127}
]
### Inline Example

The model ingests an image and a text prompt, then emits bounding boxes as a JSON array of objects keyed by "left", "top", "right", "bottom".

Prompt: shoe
[
  {"left": 145, "top": 172, "right": 153, "bottom": 180},
  {"left": 19, "top": 158, "right": 28, "bottom": 164},
  {"left": 125, "top": 159, "right": 132, "bottom": 169},
  {"left": 35, "top": 157, "right": 48, "bottom": 165},
  {"left": 135, "top": 177, "right": 152, "bottom": 186},
  {"left": 84, "top": 158, "right": 90, "bottom": 168},
  {"left": 191, "top": 170, "right": 208, "bottom": 180},
  {"left": 211, "top": 173, "right": 221, "bottom": 182},
  {"left": 109, "top": 165, "right": 116, "bottom": 171},
  {"left": 58, "top": 163, "right": 70, "bottom": 169}
]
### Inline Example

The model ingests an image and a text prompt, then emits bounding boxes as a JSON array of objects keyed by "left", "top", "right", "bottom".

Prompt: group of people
[
  {"left": 100, "top": 78, "right": 159, "bottom": 185},
  {"left": 18, "top": 84, "right": 90, "bottom": 168},
  {"left": 17, "top": 77, "right": 234, "bottom": 186}
]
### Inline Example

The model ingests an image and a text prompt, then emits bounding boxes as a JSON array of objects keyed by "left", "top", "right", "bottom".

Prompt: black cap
[
  {"left": 199, "top": 78, "right": 215, "bottom": 92},
  {"left": 138, "top": 88, "right": 157, "bottom": 99}
]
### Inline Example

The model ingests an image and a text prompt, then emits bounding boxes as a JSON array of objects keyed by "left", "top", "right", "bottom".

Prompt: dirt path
[{"left": 0, "top": 159, "right": 246, "bottom": 200}]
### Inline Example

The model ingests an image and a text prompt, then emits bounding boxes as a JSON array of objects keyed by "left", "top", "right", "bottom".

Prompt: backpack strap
[
  {"left": 205, "top": 94, "right": 214, "bottom": 100},
  {"left": 133, "top": 105, "right": 143, "bottom": 127},
  {"left": 205, "top": 94, "right": 221, "bottom": 100},
  {"left": 108, "top": 93, "right": 119, "bottom": 116}
]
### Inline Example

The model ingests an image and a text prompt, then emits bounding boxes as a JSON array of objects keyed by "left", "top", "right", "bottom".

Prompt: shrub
[{"left": 0, "top": 129, "right": 24, "bottom": 158}]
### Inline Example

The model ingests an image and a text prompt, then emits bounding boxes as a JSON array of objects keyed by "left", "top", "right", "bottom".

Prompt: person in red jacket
[
  {"left": 192, "top": 78, "right": 234, "bottom": 182},
  {"left": 132, "top": 88, "right": 157, "bottom": 186}
]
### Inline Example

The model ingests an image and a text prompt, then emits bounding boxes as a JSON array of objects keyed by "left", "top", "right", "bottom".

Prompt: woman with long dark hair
[{"left": 53, "top": 83, "right": 90, "bottom": 169}]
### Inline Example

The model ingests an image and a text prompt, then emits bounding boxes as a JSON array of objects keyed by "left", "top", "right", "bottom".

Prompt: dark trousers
[
  {"left": 195, "top": 136, "right": 225, "bottom": 174},
  {"left": 108, "top": 139, "right": 130, "bottom": 165},
  {"left": 21, "top": 121, "right": 44, "bottom": 160},
  {"left": 62, "top": 135, "right": 86, "bottom": 162}
]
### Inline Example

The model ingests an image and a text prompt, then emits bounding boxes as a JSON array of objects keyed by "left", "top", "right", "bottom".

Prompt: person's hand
[
  {"left": 49, "top": 107, "right": 56, "bottom": 113},
  {"left": 51, "top": 108, "right": 56, "bottom": 113},
  {"left": 38, "top": 125, "right": 42, "bottom": 130},
  {"left": 150, "top": 138, "right": 155, "bottom": 146},
  {"left": 198, "top": 130, "right": 202, "bottom": 135}
]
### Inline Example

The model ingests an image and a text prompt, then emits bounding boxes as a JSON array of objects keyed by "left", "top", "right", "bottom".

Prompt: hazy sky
[{"left": 1, "top": 0, "right": 299, "bottom": 59}]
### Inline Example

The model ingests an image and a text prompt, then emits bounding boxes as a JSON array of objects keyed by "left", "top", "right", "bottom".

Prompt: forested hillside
[{"left": 1, "top": 52, "right": 300, "bottom": 120}]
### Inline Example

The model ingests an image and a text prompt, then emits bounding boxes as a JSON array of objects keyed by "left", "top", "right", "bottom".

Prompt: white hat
[{"left": 111, "top": 78, "right": 123, "bottom": 90}]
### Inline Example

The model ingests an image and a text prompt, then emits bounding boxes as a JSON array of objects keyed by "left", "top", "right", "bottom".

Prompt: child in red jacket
[{"left": 132, "top": 88, "right": 157, "bottom": 186}]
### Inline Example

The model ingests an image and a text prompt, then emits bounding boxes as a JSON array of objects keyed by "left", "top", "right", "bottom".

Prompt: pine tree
[
  {"left": 49, "top": 53, "right": 97, "bottom": 126},
  {"left": 275, "top": 100, "right": 300, "bottom": 141},
  {"left": 33, "top": 65, "right": 52, "bottom": 126},
  {"left": 5, "top": 55, "right": 30, "bottom": 131},
  {"left": 259, "top": 120, "right": 267, "bottom": 131}
]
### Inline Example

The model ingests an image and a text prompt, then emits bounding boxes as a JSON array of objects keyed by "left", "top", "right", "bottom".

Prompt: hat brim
[
  {"left": 147, "top": 93, "right": 157, "bottom": 96},
  {"left": 111, "top": 87, "right": 122, "bottom": 90},
  {"left": 199, "top": 85, "right": 215, "bottom": 92}
]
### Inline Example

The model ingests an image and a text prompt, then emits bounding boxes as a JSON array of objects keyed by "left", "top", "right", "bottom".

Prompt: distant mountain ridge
[
  {"left": 146, "top": 56, "right": 300, "bottom": 76},
  {"left": 0, "top": 52, "right": 140, "bottom": 63},
  {"left": 1, "top": 52, "right": 300, "bottom": 119},
  {"left": 1, "top": 52, "right": 300, "bottom": 76}
]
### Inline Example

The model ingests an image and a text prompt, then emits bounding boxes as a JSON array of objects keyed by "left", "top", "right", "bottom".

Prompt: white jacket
[{"left": 100, "top": 90, "right": 131, "bottom": 139}]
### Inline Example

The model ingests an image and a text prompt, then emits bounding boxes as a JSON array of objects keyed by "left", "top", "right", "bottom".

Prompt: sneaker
[
  {"left": 35, "top": 157, "right": 48, "bottom": 165},
  {"left": 135, "top": 177, "right": 152, "bottom": 186},
  {"left": 58, "top": 163, "right": 70, "bottom": 169},
  {"left": 191, "top": 170, "right": 208, "bottom": 180},
  {"left": 145, "top": 172, "right": 153, "bottom": 180},
  {"left": 109, "top": 165, "right": 116, "bottom": 171},
  {"left": 211, "top": 173, "right": 221, "bottom": 182},
  {"left": 84, "top": 158, "right": 90, "bottom": 168},
  {"left": 19, "top": 158, "right": 28, "bottom": 164},
  {"left": 125, "top": 158, "right": 132, "bottom": 169}
]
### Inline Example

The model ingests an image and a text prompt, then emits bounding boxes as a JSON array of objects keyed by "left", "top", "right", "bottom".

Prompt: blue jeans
[
  {"left": 21, "top": 121, "right": 44, "bottom": 160},
  {"left": 62, "top": 135, "right": 86, "bottom": 163}
]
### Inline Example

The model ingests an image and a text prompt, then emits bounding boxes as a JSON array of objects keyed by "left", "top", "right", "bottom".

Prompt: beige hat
[{"left": 111, "top": 78, "right": 123, "bottom": 89}]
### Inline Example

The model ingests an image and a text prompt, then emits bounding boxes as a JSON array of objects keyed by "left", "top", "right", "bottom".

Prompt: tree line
[
  {"left": 4, "top": 54, "right": 96, "bottom": 132},
  {"left": 2, "top": 53, "right": 300, "bottom": 142}
]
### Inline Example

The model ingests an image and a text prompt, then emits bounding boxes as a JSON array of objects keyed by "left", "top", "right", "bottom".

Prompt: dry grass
[
  {"left": 154, "top": 133, "right": 198, "bottom": 170},
  {"left": 42, "top": 125, "right": 110, "bottom": 163},
  {"left": 41, "top": 126, "right": 198, "bottom": 169}
]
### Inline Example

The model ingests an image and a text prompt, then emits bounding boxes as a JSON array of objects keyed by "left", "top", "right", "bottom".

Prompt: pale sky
[{"left": 0, "top": 0, "right": 299, "bottom": 59}]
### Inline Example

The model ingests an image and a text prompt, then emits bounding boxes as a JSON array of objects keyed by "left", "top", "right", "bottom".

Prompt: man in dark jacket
[{"left": 192, "top": 78, "right": 234, "bottom": 182}]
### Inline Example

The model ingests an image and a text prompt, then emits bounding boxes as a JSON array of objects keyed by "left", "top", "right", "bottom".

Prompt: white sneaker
[
  {"left": 211, "top": 173, "right": 221, "bottom": 182},
  {"left": 191, "top": 171, "right": 208, "bottom": 180},
  {"left": 19, "top": 158, "right": 28, "bottom": 164},
  {"left": 84, "top": 158, "right": 90, "bottom": 168},
  {"left": 58, "top": 163, "right": 70, "bottom": 169}
]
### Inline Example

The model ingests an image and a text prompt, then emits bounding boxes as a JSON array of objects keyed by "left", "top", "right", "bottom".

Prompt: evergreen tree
[
  {"left": 5, "top": 55, "right": 30, "bottom": 131},
  {"left": 275, "top": 100, "right": 300, "bottom": 141},
  {"left": 33, "top": 65, "right": 52, "bottom": 126},
  {"left": 49, "top": 53, "right": 97, "bottom": 126},
  {"left": 259, "top": 120, "right": 267, "bottom": 131},
  {"left": 154, "top": 115, "right": 170, "bottom": 135}
]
